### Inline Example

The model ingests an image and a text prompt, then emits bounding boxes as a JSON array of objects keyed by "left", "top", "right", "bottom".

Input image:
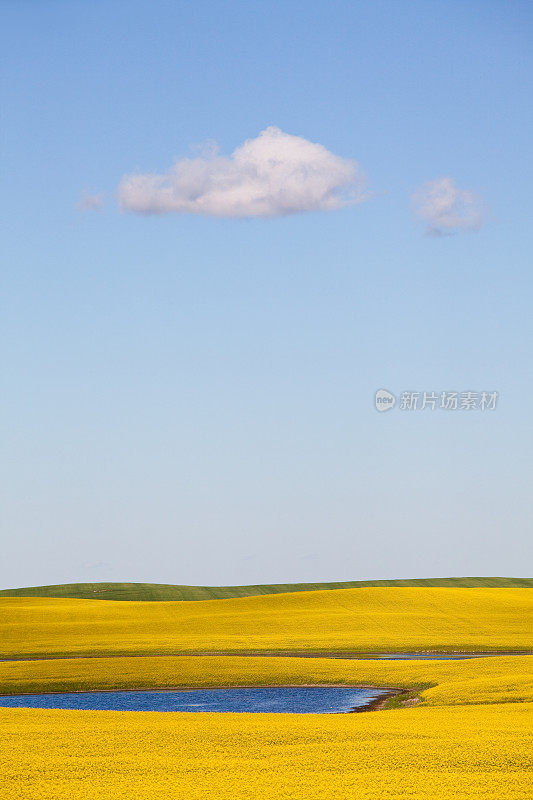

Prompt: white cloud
[
  {"left": 76, "top": 192, "right": 105, "bottom": 212},
  {"left": 117, "top": 127, "right": 366, "bottom": 218},
  {"left": 412, "top": 177, "right": 484, "bottom": 235}
]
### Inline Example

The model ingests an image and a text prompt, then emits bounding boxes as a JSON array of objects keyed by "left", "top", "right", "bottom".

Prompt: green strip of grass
[{"left": 0, "top": 577, "right": 531, "bottom": 601}]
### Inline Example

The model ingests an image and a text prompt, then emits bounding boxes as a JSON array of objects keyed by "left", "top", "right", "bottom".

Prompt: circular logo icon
[{"left": 375, "top": 389, "right": 396, "bottom": 412}]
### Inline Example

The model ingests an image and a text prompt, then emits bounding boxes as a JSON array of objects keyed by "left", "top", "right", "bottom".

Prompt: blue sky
[{"left": 1, "top": 0, "right": 532, "bottom": 588}]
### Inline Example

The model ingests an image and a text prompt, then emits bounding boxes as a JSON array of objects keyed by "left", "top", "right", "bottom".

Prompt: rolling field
[
  {"left": 0, "top": 654, "right": 531, "bottom": 706},
  {"left": 1, "top": 576, "right": 531, "bottom": 601},
  {"left": 1, "top": 585, "right": 531, "bottom": 799},
  {"left": 1, "top": 587, "right": 531, "bottom": 658},
  {"left": 1, "top": 703, "right": 530, "bottom": 799}
]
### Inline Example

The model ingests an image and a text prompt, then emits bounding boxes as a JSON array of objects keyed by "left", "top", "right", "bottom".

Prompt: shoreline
[{"left": 351, "top": 689, "right": 406, "bottom": 712}]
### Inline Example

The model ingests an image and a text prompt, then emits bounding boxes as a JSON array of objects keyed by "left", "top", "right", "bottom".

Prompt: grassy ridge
[
  {"left": 1, "top": 587, "right": 531, "bottom": 658},
  {"left": 0, "top": 576, "right": 531, "bottom": 601}
]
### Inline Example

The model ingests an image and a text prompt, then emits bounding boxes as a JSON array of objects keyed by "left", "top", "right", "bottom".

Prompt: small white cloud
[
  {"left": 412, "top": 177, "right": 484, "bottom": 235},
  {"left": 117, "top": 127, "right": 367, "bottom": 218},
  {"left": 77, "top": 192, "right": 105, "bottom": 212}
]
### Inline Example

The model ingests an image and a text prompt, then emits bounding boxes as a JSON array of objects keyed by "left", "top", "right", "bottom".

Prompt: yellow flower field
[
  {"left": 1, "top": 588, "right": 531, "bottom": 799},
  {"left": 0, "top": 654, "right": 532, "bottom": 706},
  {"left": 1, "top": 703, "right": 531, "bottom": 800},
  {"left": 1, "top": 586, "right": 531, "bottom": 657}
]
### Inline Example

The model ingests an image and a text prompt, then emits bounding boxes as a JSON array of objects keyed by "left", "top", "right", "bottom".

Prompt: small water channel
[{"left": 372, "top": 654, "right": 494, "bottom": 660}]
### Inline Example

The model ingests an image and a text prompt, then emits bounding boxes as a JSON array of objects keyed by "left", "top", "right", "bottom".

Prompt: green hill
[{"left": 0, "top": 577, "right": 531, "bottom": 601}]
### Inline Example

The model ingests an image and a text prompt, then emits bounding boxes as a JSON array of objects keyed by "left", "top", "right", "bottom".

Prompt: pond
[{"left": 0, "top": 686, "right": 384, "bottom": 714}]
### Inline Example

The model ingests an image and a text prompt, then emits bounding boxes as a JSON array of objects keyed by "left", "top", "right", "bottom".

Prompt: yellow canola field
[
  {"left": 1, "top": 654, "right": 532, "bottom": 707},
  {"left": 1, "top": 703, "right": 531, "bottom": 800},
  {"left": 2, "top": 589, "right": 531, "bottom": 799},
  {"left": 1, "top": 587, "right": 531, "bottom": 657}
]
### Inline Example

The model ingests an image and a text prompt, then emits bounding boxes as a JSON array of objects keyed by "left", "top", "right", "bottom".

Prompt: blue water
[
  {"left": 321, "top": 653, "right": 513, "bottom": 660},
  {"left": 0, "top": 686, "right": 381, "bottom": 714},
  {"left": 374, "top": 654, "right": 489, "bottom": 660}
]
